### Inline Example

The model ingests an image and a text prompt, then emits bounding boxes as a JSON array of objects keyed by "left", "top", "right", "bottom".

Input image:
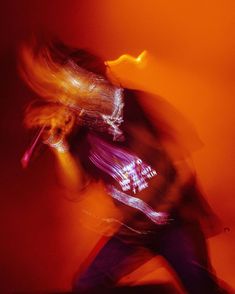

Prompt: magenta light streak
[{"left": 21, "top": 125, "right": 45, "bottom": 168}]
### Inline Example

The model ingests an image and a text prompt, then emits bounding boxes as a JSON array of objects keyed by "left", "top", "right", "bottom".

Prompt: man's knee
[{"left": 72, "top": 270, "right": 115, "bottom": 293}]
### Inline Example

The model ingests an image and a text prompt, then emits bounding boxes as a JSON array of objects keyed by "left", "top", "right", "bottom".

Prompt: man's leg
[
  {"left": 72, "top": 236, "right": 152, "bottom": 293},
  {"left": 156, "top": 221, "right": 227, "bottom": 294}
]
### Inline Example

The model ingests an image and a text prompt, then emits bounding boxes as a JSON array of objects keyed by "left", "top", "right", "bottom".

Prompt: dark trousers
[{"left": 73, "top": 221, "right": 226, "bottom": 294}]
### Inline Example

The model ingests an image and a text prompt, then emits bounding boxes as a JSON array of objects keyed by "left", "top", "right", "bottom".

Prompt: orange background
[{"left": 0, "top": 0, "right": 234, "bottom": 292}]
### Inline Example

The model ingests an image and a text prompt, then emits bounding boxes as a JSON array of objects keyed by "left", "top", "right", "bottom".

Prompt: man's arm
[{"left": 46, "top": 136, "right": 89, "bottom": 194}]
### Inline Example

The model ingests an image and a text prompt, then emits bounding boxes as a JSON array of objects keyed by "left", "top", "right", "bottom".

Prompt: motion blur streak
[{"left": 0, "top": 1, "right": 234, "bottom": 293}]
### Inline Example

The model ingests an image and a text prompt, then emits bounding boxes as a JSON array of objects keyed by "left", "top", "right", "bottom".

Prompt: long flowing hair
[{"left": 20, "top": 40, "right": 124, "bottom": 139}]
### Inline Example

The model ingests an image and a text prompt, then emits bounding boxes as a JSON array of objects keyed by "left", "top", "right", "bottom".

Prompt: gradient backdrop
[{"left": 0, "top": 1, "right": 234, "bottom": 292}]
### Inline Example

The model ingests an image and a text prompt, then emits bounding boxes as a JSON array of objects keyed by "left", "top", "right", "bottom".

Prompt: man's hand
[{"left": 40, "top": 107, "right": 76, "bottom": 152}]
